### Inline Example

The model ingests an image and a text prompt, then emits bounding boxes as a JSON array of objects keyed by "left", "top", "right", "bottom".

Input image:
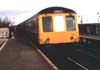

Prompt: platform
[
  {"left": 0, "top": 31, "right": 56, "bottom": 70},
  {"left": 80, "top": 34, "right": 100, "bottom": 40}
]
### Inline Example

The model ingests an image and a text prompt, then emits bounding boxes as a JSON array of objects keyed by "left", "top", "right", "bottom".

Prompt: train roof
[{"left": 38, "top": 7, "right": 76, "bottom": 14}]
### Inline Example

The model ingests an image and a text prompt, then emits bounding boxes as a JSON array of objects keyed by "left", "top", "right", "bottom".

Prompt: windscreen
[
  {"left": 42, "top": 16, "right": 53, "bottom": 32},
  {"left": 53, "top": 16, "right": 65, "bottom": 32},
  {"left": 66, "top": 16, "right": 76, "bottom": 31}
]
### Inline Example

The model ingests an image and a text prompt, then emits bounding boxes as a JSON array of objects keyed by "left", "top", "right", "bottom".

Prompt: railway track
[
  {"left": 18, "top": 30, "right": 100, "bottom": 70},
  {"left": 40, "top": 45, "right": 100, "bottom": 70}
]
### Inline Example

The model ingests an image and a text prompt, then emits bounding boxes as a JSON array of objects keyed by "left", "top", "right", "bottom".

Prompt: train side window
[
  {"left": 34, "top": 19, "right": 38, "bottom": 33},
  {"left": 42, "top": 16, "right": 53, "bottom": 32},
  {"left": 66, "top": 16, "right": 76, "bottom": 31}
]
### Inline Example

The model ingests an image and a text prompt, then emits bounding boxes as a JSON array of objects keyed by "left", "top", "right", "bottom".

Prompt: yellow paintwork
[{"left": 38, "top": 13, "right": 79, "bottom": 44}]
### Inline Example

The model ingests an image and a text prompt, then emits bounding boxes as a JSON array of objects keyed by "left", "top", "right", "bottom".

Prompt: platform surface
[{"left": 0, "top": 31, "right": 54, "bottom": 70}]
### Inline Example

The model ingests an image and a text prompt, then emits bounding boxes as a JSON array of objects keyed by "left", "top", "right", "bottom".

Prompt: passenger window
[
  {"left": 66, "top": 16, "right": 76, "bottom": 31},
  {"left": 42, "top": 16, "right": 53, "bottom": 32}
]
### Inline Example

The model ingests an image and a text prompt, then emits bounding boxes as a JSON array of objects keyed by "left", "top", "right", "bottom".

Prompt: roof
[{"left": 38, "top": 6, "right": 76, "bottom": 14}]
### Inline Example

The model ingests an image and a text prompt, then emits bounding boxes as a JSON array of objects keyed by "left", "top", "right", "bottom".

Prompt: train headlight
[
  {"left": 45, "top": 38, "right": 50, "bottom": 44},
  {"left": 70, "top": 36, "right": 74, "bottom": 40}
]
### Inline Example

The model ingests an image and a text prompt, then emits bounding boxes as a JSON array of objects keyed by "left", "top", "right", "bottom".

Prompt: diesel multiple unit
[{"left": 17, "top": 7, "right": 79, "bottom": 46}]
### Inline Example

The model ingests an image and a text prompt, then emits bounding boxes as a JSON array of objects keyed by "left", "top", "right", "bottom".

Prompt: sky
[{"left": 0, "top": 0, "right": 100, "bottom": 25}]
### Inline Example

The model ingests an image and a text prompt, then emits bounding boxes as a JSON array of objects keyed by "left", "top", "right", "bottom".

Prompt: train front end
[{"left": 38, "top": 7, "right": 79, "bottom": 45}]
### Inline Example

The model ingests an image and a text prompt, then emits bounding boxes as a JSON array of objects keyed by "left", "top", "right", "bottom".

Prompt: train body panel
[
  {"left": 17, "top": 6, "right": 79, "bottom": 46},
  {"left": 39, "top": 31, "right": 79, "bottom": 44},
  {"left": 38, "top": 13, "right": 79, "bottom": 44}
]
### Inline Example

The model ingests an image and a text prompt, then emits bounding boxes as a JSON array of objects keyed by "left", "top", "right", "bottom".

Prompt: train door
[{"left": 53, "top": 16, "right": 65, "bottom": 32}]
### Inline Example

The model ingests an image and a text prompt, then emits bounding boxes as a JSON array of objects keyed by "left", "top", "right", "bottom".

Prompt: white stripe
[
  {"left": 0, "top": 39, "right": 8, "bottom": 51},
  {"left": 30, "top": 42, "right": 59, "bottom": 70},
  {"left": 67, "top": 57, "right": 88, "bottom": 70},
  {"left": 77, "top": 49, "right": 100, "bottom": 60}
]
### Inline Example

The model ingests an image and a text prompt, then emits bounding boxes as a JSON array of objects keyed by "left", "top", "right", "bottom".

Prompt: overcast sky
[{"left": 0, "top": 0, "right": 100, "bottom": 25}]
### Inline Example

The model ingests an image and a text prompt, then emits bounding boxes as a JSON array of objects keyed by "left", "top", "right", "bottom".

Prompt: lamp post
[
  {"left": 96, "top": 12, "right": 100, "bottom": 35},
  {"left": 78, "top": 15, "right": 83, "bottom": 24},
  {"left": 97, "top": 12, "right": 100, "bottom": 23}
]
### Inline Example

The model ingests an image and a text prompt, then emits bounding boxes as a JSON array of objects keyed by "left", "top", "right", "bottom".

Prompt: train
[
  {"left": 17, "top": 6, "right": 79, "bottom": 46},
  {"left": 79, "top": 23, "right": 100, "bottom": 36}
]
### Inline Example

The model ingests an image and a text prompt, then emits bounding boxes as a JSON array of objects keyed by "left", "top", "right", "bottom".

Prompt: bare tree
[{"left": 0, "top": 17, "right": 12, "bottom": 27}]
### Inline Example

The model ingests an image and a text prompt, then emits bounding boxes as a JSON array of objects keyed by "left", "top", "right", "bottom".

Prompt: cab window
[
  {"left": 66, "top": 16, "right": 76, "bottom": 31},
  {"left": 42, "top": 16, "right": 53, "bottom": 32}
]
